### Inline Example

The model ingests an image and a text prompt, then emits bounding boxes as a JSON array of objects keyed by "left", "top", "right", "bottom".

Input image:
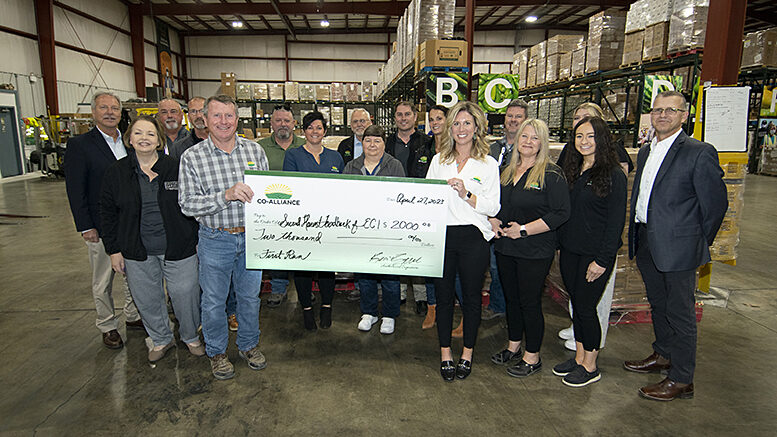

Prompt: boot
[
  {"left": 422, "top": 304, "right": 436, "bottom": 330},
  {"left": 451, "top": 319, "right": 464, "bottom": 338},
  {"left": 303, "top": 308, "right": 317, "bottom": 331}
]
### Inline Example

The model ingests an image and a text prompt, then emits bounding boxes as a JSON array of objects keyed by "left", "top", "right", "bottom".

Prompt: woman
[
  {"left": 426, "top": 101, "right": 500, "bottom": 381},
  {"left": 428, "top": 104, "right": 448, "bottom": 154},
  {"left": 283, "top": 111, "right": 344, "bottom": 330},
  {"left": 100, "top": 115, "right": 202, "bottom": 362},
  {"left": 555, "top": 116, "right": 626, "bottom": 387},
  {"left": 556, "top": 102, "right": 632, "bottom": 350},
  {"left": 344, "top": 125, "right": 405, "bottom": 334},
  {"left": 489, "top": 118, "right": 570, "bottom": 378}
]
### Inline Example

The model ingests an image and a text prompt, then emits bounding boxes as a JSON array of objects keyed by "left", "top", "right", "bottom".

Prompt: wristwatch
[
  {"left": 520, "top": 225, "right": 528, "bottom": 238},
  {"left": 466, "top": 191, "right": 472, "bottom": 199}
]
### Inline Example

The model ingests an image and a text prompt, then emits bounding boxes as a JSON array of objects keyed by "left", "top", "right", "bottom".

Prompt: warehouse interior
[{"left": 2, "top": 0, "right": 777, "bottom": 434}]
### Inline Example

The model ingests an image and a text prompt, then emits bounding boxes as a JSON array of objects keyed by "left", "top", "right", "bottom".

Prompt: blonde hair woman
[
  {"left": 488, "top": 118, "right": 570, "bottom": 377},
  {"left": 426, "top": 101, "right": 500, "bottom": 381}
]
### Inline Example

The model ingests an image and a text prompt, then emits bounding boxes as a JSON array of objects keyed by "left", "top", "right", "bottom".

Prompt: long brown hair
[
  {"left": 562, "top": 116, "right": 619, "bottom": 197},
  {"left": 123, "top": 114, "right": 165, "bottom": 151}
]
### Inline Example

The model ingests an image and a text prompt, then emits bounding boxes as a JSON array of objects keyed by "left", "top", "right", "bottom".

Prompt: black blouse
[
  {"left": 558, "top": 166, "right": 627, "bottom": 268},
  {"left": 494, "top": 164, "right": 571, "bottom": 259}
]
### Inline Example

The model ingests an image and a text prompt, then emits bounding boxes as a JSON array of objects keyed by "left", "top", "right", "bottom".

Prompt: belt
[{"left": 217, "top": 226, "right": 245, "bottom": 234}]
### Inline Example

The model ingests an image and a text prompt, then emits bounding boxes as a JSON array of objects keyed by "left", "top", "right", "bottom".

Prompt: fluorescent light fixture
[
  {"left": 320, "top": 19, "right": 330, "bottom": 27},
  {"left": 525, "top": 16, "right": 538, "bottom": 23},
  {"left": 231, "top": 21, "right": 244, "bottom": 28}
]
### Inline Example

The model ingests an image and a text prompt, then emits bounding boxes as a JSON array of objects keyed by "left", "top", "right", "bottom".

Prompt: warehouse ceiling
[{"left": 122, "top": 0, "right": 777, "bottom": 37}]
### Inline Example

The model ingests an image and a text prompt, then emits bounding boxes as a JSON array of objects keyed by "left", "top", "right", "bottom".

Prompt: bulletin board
[{"left": 702, "top": 86, "right": 750, "bottom": 152}]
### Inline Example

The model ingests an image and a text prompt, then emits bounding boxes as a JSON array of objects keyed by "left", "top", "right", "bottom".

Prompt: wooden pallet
[
  {"left": 619, "top": 61, "right": 642, "bottom": 69},
  {"left": 641, "top": 55, "right": 664, "bottom": 63},
  {"left": 667, "top": 48, "right": 703, "bottom": 58}
]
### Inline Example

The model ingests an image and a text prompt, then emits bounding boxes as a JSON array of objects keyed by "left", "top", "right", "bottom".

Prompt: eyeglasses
[
  {"left": 650, "top": 107, "right": 686, "bottom": 115},
  {"left": 158, "top": 109, "right": 180, "bottom": 115},
  {"left": 188, "top": 109, "right": 204, "bottom": 115},
  {"left": 273, "top": 104, "right": 292, "bottom": 111}
]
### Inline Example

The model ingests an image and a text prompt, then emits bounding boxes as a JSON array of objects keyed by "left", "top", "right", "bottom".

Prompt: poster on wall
[
  {"left": 476, "top": 74, "right": 521, "bottom": 114},
  {"left": 155, "top": 18, "right": 174, "bottom": 99},
  {"left": 761, "top": 85, "right": 777, "bottom": 117},
  {"left": 642, "top": 75, "right": 684, "bottom": 112},
  {"left": 425, "top": 73, "right": 468, "bottom": 108},
  {"left": 760, "top": 119, "right": 777, "bottom": 147}
]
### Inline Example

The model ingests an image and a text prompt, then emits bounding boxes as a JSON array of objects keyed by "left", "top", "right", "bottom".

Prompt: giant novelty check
[{"left": 244, "top": 171, "right": 449, "bottom": 277}]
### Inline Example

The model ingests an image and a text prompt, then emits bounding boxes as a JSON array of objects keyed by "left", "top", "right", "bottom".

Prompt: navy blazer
[
  {"left": 65, "top": 127, "right": 125, "bottom": 235},
  {"left": 627, "top": 130, "right": 728, "bottom": 272}
]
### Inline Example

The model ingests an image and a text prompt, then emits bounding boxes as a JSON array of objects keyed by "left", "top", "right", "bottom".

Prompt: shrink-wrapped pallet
[
  {"left": 622, "top": 30, "right": 644, "bottom": 66},
  {"left": 345, "top": 83, "right": 360, "bottom": 102},
  {"left": 315, "top": 84, "right": 331, "bottom": 101},
  {"left": 416, "top": 0, "right": 455, "bottom": 46},
  {"left": 531, "top": 41, "right": 547, "bottom": 85},
  {"left": 252, "top": 83, "right": 268, "bottom": 100},
  {"left": 514, "top": 49, "right": 529, "bottom": 88},
  {"left": 299, "top": 84, "right": 315, "bottom": 101},
  {"left": 361, "top": 81, "right": 375, "bottom": 101},
  {"left": 741, "top": 28, "right": 777, "bottom": 68},
  {"left": 667, "top": 0, "right": 708, "bottom": 53},
  {"left": 284, "top": 81, "right": 299, "bottom": 101},
  {"left": 643, "top": 21, "right": 671, "bottom": 61},
  {"left": 559, "top": 52, "right": 572, "bottom": 81},
  {"left": 586, "top": 9, "right": 627, "bottom": 73},
  {"left": 330, "top": 82, "right": 344, "bottom": 102},
  {"left": 571, "top": 46, "right": 586, "bottom": 77},
  {"left": 268, "top": 83, "right": 284, "bottom": 101}
]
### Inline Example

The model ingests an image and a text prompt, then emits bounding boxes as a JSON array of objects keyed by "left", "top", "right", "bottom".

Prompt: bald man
[{"left": 157, "top": 98, "right": 188, "bottom": 153}]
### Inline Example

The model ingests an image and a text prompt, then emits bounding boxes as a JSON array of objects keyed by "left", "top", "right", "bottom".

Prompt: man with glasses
[
  {"left": 337, "top": 108, "right": 372, "bottom": 165},
  {"left": 624, "top": 91, "right": 727, "bottom": 401},
  {"left": 171, "top": 96, "right": 208, "bottom": 160},
  {"left": 259, "top": 103, "right": 306, "bottom": 171},
  {"left": 157, "top": 98, "right": 188, "bottom": 154}
]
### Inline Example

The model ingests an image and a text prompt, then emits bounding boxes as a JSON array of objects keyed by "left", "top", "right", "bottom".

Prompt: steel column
[
  {"left": 465, "top": 0, "right": 475, "bottom": 100},
  {"left": 34, "top": 0, "right": 58, "bottom": 114},
  {"left": 700, "top": 0, "right": 746, "bottom": 85},
  {"left": 129, "top": 4, "right": 145, "bottom": 98}
]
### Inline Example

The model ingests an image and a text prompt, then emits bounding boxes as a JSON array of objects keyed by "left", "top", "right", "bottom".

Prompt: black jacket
[
  {"left": 385, "top": 131, "right": 433, "bottom": 178},
  {"left": 337, "top": 136, "right": 356, "bottom": 165},
  {"left": 170, "top": 129, "right": 204, "bottom": 161},
  {"left": 100, "top": 151, "right": 198, "bottom": 261}
]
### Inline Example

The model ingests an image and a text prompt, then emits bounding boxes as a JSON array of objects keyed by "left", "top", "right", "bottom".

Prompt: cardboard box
[
  {"left": 586, "top": 9, "right": 627, "bottom": 73},
  {"left": 643, "top": 21, "right": 670, "bottom": 61},
  {"left": 236, "top": 83, "right": 252, "bottom": 100},
  {"left": 252, "top": 83, "right": 268, "bottom": 100},
  {"left": 315, "top": 84, "right": 331, "bottom": 101},
  {"left": 741, "top": 28, "right": 777, "bottom": 68},
  {"left": 268, "top": 83, "right": 284, "bottom": 100},
  {"left": 527, "top": 65, "right": 537, "bottom": 87},
  {"left": 220, "top": 72, "right": 236, "bottom": 98},
  {"left": 417, "top": 39, "right": 468, "bottom": 71},
  {"left": 299, "top": 84, "right": 315, "bottom": 101},
  {"left": 545, "top": 53, "right": 559, "bottom": 82},
  {"left": 546, "top": 35, "right": 585, "bottom": 55},
  {"left": 330, "top": 82, "right": 344, "bottom": 101},
  {"left": 284, "top": 81, "right": 299, "bottom": 101},
  {"left": 559, "top": 52, "right": 572, "bottom": 80},
  {"left": 571, "top": 47, "right": 586, "bottom": 77},
  {"left": 622, "top": 30, "right": 644, "bottom": 66}
]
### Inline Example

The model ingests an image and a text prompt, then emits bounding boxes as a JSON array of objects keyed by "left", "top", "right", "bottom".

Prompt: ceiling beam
[
  {"left": 491, "top": 6, "right": 519, "bottom": 27},
  {"left": 168, "top": 16, "right": 195, "bottom": 32},
  {"left": 138, "top": 1, "right": 409, "bottom": 17},
  {"left": 746, "top": 9, "right": 777, "bottom": 27},
  {"left": 455, "top": 0, "right": 630, "bottom": 6},
  {"left": 191, "top": 15, "right": 215, "bottom": 31},
  {"left": 475, "top": 7, "right": 500, "bottom": 27},
  {"left": 269, "top": 0, "right": 297, "bottom": 39},
  {"left": 235, "top": 14, "right": 256, "bottom": 31},
  {"left": 213, "top": 15, "right": 232, "bottom": 30}
]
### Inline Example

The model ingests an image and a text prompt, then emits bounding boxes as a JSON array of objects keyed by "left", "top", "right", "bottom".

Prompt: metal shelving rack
[
  {"left": 737, "top": 66, "right": 777, "bottom": 172},
  {"left": 236, "top": 99, "right": 378, "bottom": 137}
]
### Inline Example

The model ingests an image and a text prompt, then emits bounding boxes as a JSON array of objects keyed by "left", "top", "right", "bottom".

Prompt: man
[
  {"left": 337, "top": 108, "right": 372, "bottom": 165},
  {"left": 385, "top": 101, "right": 433, "bottom": 313},
  {"left": 157, "top": 98, "right": 188, "bottom": 153},
  {"left": 624, "top": 91, "right": 727, "bottom": 401},
  {"left": 170, "top": 96, "right": 207, "bottom": 160},
  {"left": 259, "top": 103, "right": 305, "bottom": 171},
  {"left": 179, "top": 94, "right": 270, "bottom": 380},
  {"left": 65, "top": 91, "right": 142, "bottom": 350},
  {"left": 483, "top": 99, "right": 529, "bottom": 321},
  {"left": 257, "top": 103, "right": 306, "bottom": 307}
]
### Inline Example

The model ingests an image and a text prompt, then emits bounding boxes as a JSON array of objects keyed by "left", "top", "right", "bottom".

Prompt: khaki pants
[{"left": 85, "top": 239, "right": 139, "bottom": 332}]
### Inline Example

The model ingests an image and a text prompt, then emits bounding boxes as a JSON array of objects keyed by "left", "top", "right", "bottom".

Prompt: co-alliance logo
[{"left": 261, "top": 184, "right": 300, "bottom": 205}]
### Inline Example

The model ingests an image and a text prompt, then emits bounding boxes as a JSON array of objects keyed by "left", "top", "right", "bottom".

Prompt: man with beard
[
  {"left": 65, "top": 91, "right": 143, "bottom": 349},
  {"left": 170, "top": 97, "right": 208, "bottom": 160},
  {"left": 157, "top": 98, "right": 188, "bottom": 154},
  {"left": 259, "top": 103, "right": 305, "bottom": 171},
  {"left": 337, "top": 108, "right": 372, "bottom": 165}
]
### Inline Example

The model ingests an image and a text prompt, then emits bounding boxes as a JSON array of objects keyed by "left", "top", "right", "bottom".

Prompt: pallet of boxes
[
  {"left": 586, "top": 9, "right": 627, "bottom": 75},
  {"left": 667, "top": 0, "right": 709, "bottom": 56},
  {"left": 546, "top": 35, "right": 584, "bottom": 84},
  {"left": 622, "top": 0, "right": 673, "bottom": 67},
  {"left": 741, "top": 27, "right": 777, "bottom": 175}
]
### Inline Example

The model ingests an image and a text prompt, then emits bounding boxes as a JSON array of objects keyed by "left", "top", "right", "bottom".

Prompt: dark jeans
[
  {"left": 357, "top": 274, "right": 401, "bottom": 318},
  {"left": 559, "top": 250, "right": 614, "bottom": 352},
  {"left": 487, "top": 244, "right": 506, "bottom": 313},
  {"left": 496, "top": 252, "right": 554, "bottom": 353},
  {"left": 295, "top": 271, "right": 335, "bottom": 308},
  {"left": 434, "top": 225, "right": 489, "bottom": 349},
  {"left": 636, "top": 225, "right": 698, "bottom": 384}
]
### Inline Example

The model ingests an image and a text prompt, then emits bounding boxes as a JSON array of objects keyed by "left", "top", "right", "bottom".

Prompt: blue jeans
[
  {"left": 198, "top": 226, "right": 262, "bottom": 357},
  {"left": 425, "top": 274, "right": 463, "bottom": 306},
  {"left": 269, "top": 270, "right": 289, "bottom": 295},
  {"left": 487, "top": 244, "right": 506, "bottom": 313},
  {"left": 358, "top": 274, "right": 401, "bottom": 318},
  {"left": 226, "top": 284, "right": 236, "bottom": 316}
]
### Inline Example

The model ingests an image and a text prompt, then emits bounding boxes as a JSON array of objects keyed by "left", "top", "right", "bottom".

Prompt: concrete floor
[{"left": 1, "top": 174, "right": 776, "bottom": 436}]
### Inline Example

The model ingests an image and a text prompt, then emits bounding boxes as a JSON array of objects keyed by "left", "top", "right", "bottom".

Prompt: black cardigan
[
  {"left": 100, "top": 151, "right": 198, "bottom": 261},
  {"left": 558, "top": 167, "right": 627, "bottom": 268}
]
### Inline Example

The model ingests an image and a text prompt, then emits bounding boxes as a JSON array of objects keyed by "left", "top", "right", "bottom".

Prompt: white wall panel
[
  {"left": 58, "top": 0, "right": 131, "bottom": 31},
  {"left": 55, "top": 46, "right": 135, "bottom": 94},
  {"left": 188, "top": 35, "right": 286, "bottom": 57},
  {"left": 56, "top": 80, "right": 137, "bottom": 114},
  {"left": 1, "top": 0, "right": 37, "bottom": 34},
  {"left": 288, "top": 43, "right": 385, "bottom": 61},
  {"left": 143, "top": 16, "right": 155, "bottom": 42},
  {"left": 188, "top": 58, "right": 286, "bottom": 82},
  {"left": 53, "top": 8, "right": 132, "bottom": 61},
  {"left": 189, "top": 82, "right": 223, "bottom": 100},
  {"left": 0, "top": 71, "right": 47, "bottom": 118},
  {"left": 289, "top": 61, "right": 379, "bottom": 83}
]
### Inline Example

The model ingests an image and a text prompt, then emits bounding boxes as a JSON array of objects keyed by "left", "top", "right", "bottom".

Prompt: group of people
[{"left": 66, "top": 89, "right": 728, "bottom": 400}]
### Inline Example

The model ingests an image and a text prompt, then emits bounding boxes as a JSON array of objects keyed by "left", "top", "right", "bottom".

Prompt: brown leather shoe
[
  {"left": 623, "top": 351, "right": 670, "bottom": 373},
  {"left": 126, "top": 319, "right": 145, "bottom": 330},
  {"left": 639, "top": 377, "right": 694, "bottom": 401},
  {"left": 102, "top": 330, "right": 124, "bottom": 349}
]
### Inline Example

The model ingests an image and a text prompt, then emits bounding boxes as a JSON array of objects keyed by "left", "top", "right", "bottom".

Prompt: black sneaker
[
  {"left": 552, "top": 358, "right": 580, "bottom": 377},
  {"left": 491, "top": 347, "right": 522, "bottom": 365},
  {"left": 506, "top": 359, "right": 542, "bottom": 378},
  {"left": 562, "top": 365, "right": 601, "bottom": 387}
]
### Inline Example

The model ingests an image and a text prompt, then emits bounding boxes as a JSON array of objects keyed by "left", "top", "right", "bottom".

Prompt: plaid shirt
[{"left": 179, "top": 135, "right": 269, "bottom": 228}]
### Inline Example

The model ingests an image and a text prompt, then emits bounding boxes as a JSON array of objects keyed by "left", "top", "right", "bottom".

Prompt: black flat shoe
[
  {"left": 303, "top": 309, "right": 317, "bottom": 331},
  {"left": 416, "top": 301, "right": 428, "bottom": 316},
  {"left": 507, "top": 359, "right": 542, "bottom": 378},
  {"left": 456, "top": 359, "right": 472, "bottom": 380},
  {"left": 491, "top": 347, "right": 523, "bottom": 365},
  {"left": 319, "top": 306, "right": 332, "bottom": 329},
  {"left": 440, "top": 360, "right": 455, "bottom": 382}
]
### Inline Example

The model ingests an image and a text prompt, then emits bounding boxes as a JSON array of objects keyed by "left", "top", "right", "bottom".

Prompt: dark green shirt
[{"left": 258, "top": 134, "right": 306, "bottom": 170}]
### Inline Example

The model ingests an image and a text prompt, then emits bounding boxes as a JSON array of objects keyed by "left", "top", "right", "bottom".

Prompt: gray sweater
[{"left": 343, "top": 153, "right": 406, "bottom": 177}]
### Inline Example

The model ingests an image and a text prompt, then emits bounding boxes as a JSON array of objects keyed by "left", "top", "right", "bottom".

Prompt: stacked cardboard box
[
  {"left": 252, "top": 84, "right": 268, "bottom": 100},
  {"left": 586, "top": 9, "right": 627, "bottom": 73},
  {"left": 559, "top": 52, "right": 573, "bottom": 81},
  {"left": 710, "top": 155, "right": 746, "bottom": 261},
  {"left": 236, "top": 83, "right": 252, "bottom": 100},
  {"left": 299, "top": 84, "right": 315, "bottom": 101},
  {"left": 513, "top": 49, "right": 529, "bottom": 88},
  {"left": 315, "top": 84, "right": 331, "bottom": 101},
  {"left": 331, "top": 106, "right": 345, "bottom": 125},
  {"left": 330, "top": 83, "right": 344, "bottom": 102},
  {"left": 361, "top": 81, "right": 375, "bottom": 101},
  {"left": 546, "top": 35, "right": 583, "bottom": 83},
  {"left": 571, "top": 37, "right": 587, "bottom": 78},
  {"left": 603, "top": 92, "right": 638, "bottom": 124},
  {"left": 220, "top": 72, "right": 236, "bottom": 98},
  {"left": 741, "top": 28, "right": 777, "bottom": 68},
  {"left": 668, "top": 0, "right": 708, "bottom": 54},
  {"left": 643, "top": 21, "right": 671, "bottom": 60},
  {"left": 537, "top": 98, "right": 551, "bottom": 124},
  {"left": 527, "top": 64, "right": 537, "bottom": 88},
  {"left": 563, "top": 95, "right": 589, "bottom": 129},
  {"left": 761, "top": 146, "right": 777, "bottom": 175},
  {"left": 285, "top": 82, "right": 299, "bottom": 101},
  {"left": 268, "top": 83, "right": 284, "bottom": 101},
  {"left": 530, "top": 41, "right": 547, "bottom": 86},
  {"left": 548, "top": 97, "right": 564, "bottom": 129},
  {"left": 622, "top": 31, "right": 645, "bottom": 66}
]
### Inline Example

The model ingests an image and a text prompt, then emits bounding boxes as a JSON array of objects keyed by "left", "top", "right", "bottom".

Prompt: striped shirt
[{"left": 178, "top": 135, "right": 269, "bottom": 228}]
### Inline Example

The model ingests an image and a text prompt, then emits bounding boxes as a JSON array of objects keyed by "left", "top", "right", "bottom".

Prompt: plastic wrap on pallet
[
  {"left": 318, "top": 106, "right": 331, "bottom": 125},
  {"left": 643, "top": 21, "right": 670, "bottom": 60},
  {"left": 236, "top": 83, "right": 252, "bottom": 100},
  {"left": 284, "top": 82, "right": 299, "bottom": 101},
  {"left": 344, "top": 83, "right": 360, "bottom": 102},
  {"left": 563, "top": 95, "right": 589, "bottom": 128},
  {"left": 547, "top": 35, "right": 585, "bottom": 55},
  {"left": 268, "top": 83, "right": 284, "bottom": 101},
  {"left": 527, "top": 64, "right": 537, "bottom": 88},
  {"left": 537, "top": 98, "right": 551, "bottom": 124},
  {"left": 514, "top": 49, "right": 529, "bottom": 88},
  {"left": 622, "top": 30, "right": 644, "bottom": 66},
  {"left": 741, "top": 28, "right": 777, "bottom": 68},
  {"left": 603, "top": 92, "right": 638, "bottom": 124},
  {"left": 315, "top": 84, "right": 330, "bottom": 101},
  {"left": 299, "top": 84, "right": 315, "bottom": 101},
  {"left": 330, "top": 82, "right": 344, "bottom": 102},
  {"left": 331, "top": 106, "right": 345, "bottom": 126},
  {"left": 548, "top": 97, "right": 564, "bottom": 129},
  {"left": 668, "top": 0, "right": 708, "bottom": 54},
  {"left": 361, "top": 81, "right": 375, "bottom": 102},
  {"left": 546, "top": 54, "right": 559, "bottom": 83},
  {"left": 559, "top": 52, "right": 572, "bottom": 80},
  {"left": 416, "top": 0, "right": 455, "bottom": 47},
  {"left": 252, "top": 83, "right": 268, "bottom": 100},
  {"left": 625, "top": 0, "right": 647, "bottom": 33},
  {"left": 531, "top": 41, "right": 547, "bottom": 85},
  {"left": 644, "top": 0, "right": 674, "bottom": 27},
  {"left": 571, "top": 47, "right": 587, "bottom": 77},
  {"left": 586, "top": 9, "right": 627, "bottom": 73}
]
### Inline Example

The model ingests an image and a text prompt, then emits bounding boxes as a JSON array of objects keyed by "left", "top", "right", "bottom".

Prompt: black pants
[
  {"left": 294, "top": 271, "right": 335, "bottom": 308},
  {"left": 496, "top": 253, "right": 554, "bottom": 353},
  {"left": 559, "top": 250, "right": 614, "bottom": 352},
  {"left": 434, "top": 225, "right": 489, "bottom": 349},
  {"left": 636, "top": 225, "right": 697, "bottom": 384}
]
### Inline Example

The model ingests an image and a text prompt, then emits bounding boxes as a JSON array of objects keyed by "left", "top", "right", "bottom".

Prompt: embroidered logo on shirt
[
  {"left": 529, "top": 182, "right": 541, "bottom": 190},
  {"left": 419, "top": 156, "right": 428, "bottom": 163},
  {"left": 345, "top": 150, "right": 352, "bottom": 156},
  {"left": 164, "top": 181, "right": 178, "bottom": 190},
  {"left": 472, "top": 177, "right": 482, "bottom": 184},
  {"left": 331, "top": 166, "right": 339, "bottom": 172},
  {"left": 247, "top": 161, "right": 257, "bottom": 170}
]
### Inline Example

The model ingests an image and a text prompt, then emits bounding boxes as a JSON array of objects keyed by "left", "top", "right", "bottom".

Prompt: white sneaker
[
  {"left": 358, "top": 314, "right": 379, "bottom": 331},
  {"left": 558, "top": 325, "right": 574, "bottom": 340},
  {"left": 564, "top": 338, "right": 576, "bottom": 351},
  {"left": 380, "top": 317, "right": 395, "bottom": 335}
]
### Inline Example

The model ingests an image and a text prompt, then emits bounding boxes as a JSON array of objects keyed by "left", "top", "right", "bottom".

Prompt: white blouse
[{"left": 426, "top": 153, "right": 501, "bottom": 241}]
